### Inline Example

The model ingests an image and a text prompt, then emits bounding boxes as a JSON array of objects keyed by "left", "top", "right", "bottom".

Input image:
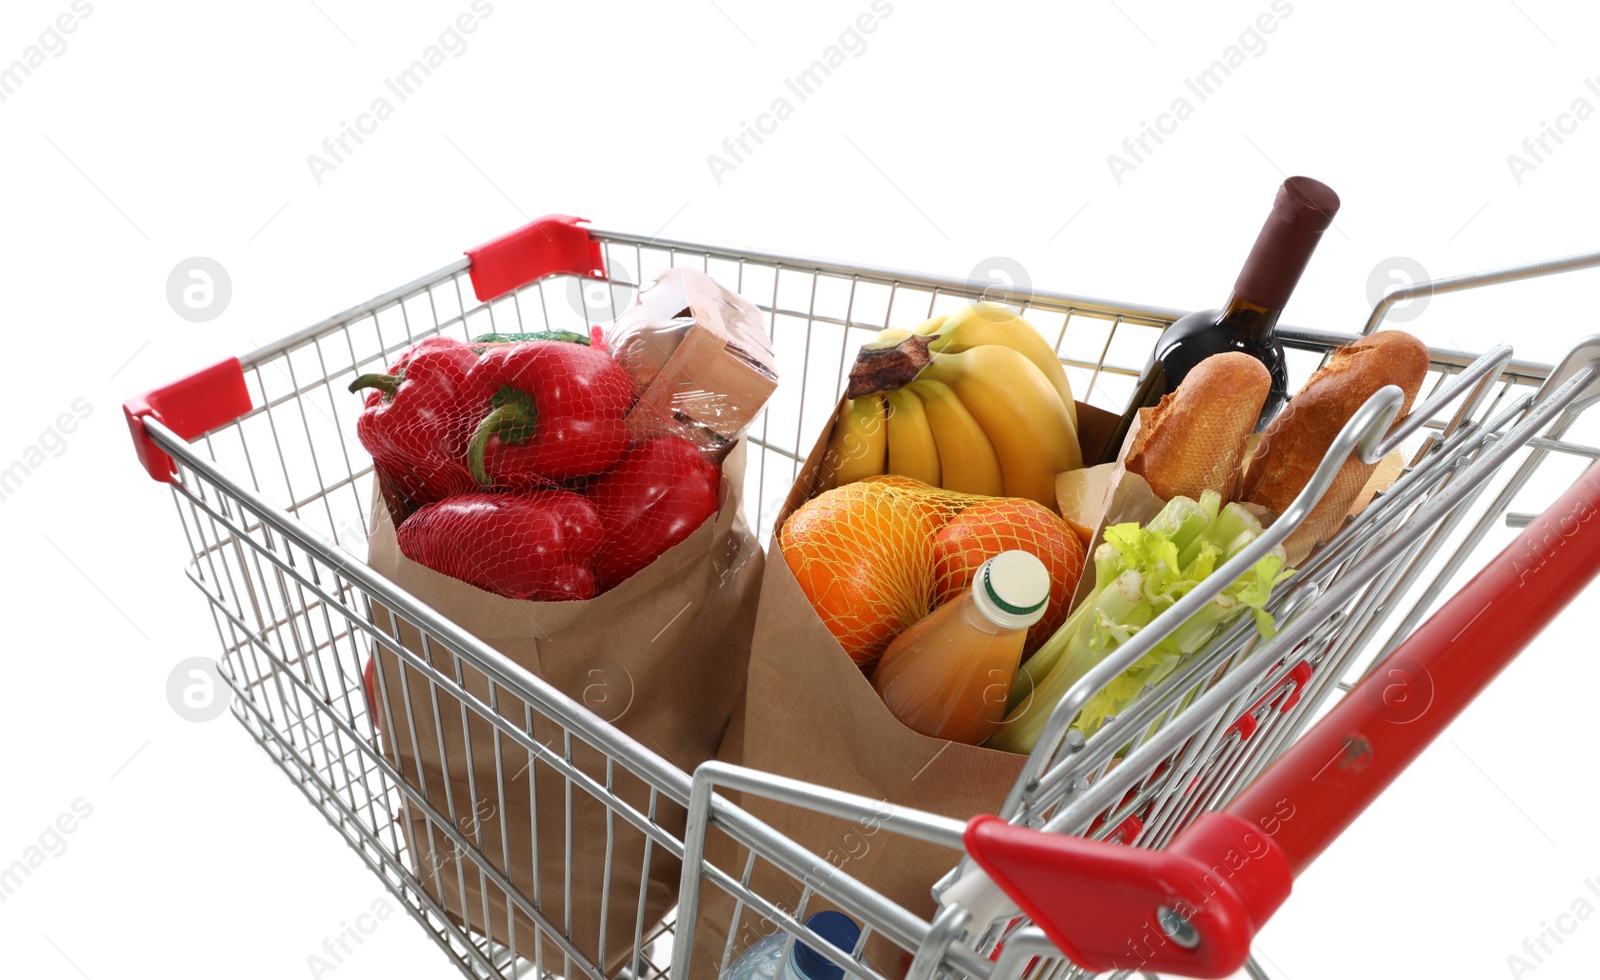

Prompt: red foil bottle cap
[{"left": 1233, "top": 176, "right": 1341, "bottom": 310}]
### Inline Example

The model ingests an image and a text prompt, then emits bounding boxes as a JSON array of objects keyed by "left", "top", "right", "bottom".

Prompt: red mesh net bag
[{"left": 352, "top": 334, "right": 728, "bottom": 599}]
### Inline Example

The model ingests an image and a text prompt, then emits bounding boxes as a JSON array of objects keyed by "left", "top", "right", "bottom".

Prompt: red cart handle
[
  {"left": 465, "top": 214, "right": 604, "bottom": 303},
  {"left": 124, "top": 358, "right": 253, "bottom": 483},
  {"left": 967, "top": 460, "right": 1600, "bottom": 978}
]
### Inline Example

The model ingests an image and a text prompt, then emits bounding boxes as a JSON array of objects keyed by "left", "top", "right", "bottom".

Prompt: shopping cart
[{"left": 124, "top": 215, "right": 1600, "bottom": 980}]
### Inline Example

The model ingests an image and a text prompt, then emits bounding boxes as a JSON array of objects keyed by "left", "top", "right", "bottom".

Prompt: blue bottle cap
[{"left": 792, "top": 911, "right": 861, "bottom": 980}]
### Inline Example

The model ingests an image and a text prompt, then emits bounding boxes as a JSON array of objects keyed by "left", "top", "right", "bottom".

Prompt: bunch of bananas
[{"left": 822, "top": 303, "right": 1082, "bottom": 510}]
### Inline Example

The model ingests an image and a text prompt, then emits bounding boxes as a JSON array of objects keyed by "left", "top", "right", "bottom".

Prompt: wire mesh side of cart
[{"left": 145, "top": 224, "right": 1591, "bottom": 980}]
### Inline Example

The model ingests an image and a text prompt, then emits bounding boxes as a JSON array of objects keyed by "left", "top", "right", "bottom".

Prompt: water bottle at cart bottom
[{"left": 724, "top": 911, "right": 863, "bottom": 980}]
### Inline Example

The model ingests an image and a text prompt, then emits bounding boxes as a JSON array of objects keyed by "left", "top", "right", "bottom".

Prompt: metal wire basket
[{"left": 124, "top": 216, "right": 1600, "bottom": 979}]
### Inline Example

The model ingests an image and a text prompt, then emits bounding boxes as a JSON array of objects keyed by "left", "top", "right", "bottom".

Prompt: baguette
[
  {"left": 1242, "top": 330, "right": 1430, "bottom": 562},
  {"left": 1124, "top": 352, "right": 1271, "bottom": 501}
]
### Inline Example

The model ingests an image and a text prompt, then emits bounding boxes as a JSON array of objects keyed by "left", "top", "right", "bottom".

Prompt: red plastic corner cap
[
  {"left": 965, "top": 812, "right": 1292, "bottom": 978},
  {"left": 124, "top": 357, "right": 252, "bottom": 482},
  {"left": 465, "top": 215, "right": 606, "bottom": 303}
]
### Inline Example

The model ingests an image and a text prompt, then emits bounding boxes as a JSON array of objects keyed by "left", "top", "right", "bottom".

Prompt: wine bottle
[{"left": 1098, "top": 176, "right": 1341, "bottom": 465}]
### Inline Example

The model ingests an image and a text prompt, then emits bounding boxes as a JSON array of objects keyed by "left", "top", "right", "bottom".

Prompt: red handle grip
[
  {"left": 124, "top": 357, "right": 253, "bottom": 482},
  {"left": 967, "top": 460, "right": 1600, "bottom": 977},
  {"left": 465, "top": 215, "right": 605, "bottom": 303}
]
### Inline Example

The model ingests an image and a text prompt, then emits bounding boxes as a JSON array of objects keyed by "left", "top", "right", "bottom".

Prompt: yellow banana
[
  {"left": 883, "top": 386, "right": 942, "bottom": 488},
  {"left": 870, "top": 326, "right": 914, "bottom": 346},
  {"left": 909, "top": 378, "right": 1004, "bottom": 496},
  {"left": 818, "top": 395, "right": 888, "bottom": 491},
  {"left": 920, "top": 345, "right": 1081, "bottom": 510},
  {"left": 925, "top": 303, "right": 1079, "bottom": 432},
  {"left": 910, "top": 315, "right": 948, "bottom": 337}
]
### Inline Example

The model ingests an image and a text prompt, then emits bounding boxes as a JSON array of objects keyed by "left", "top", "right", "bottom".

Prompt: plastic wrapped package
[{"left": 607, "top": 268, "right": 778, "bottom": 461}]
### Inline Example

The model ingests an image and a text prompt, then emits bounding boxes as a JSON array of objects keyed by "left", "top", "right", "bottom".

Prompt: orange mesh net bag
[{"left": 778, "top": 475, "right": 1085, "bottom": 669}]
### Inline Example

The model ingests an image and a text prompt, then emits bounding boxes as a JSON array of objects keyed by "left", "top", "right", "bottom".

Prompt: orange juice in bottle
[{"left": 871, "top": 550, "right": 1050, "bottom": 745}]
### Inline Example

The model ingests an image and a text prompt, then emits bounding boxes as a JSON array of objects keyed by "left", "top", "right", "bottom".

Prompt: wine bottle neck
[
  {"left": 1231, "top": 176, "right": 1340, "bottom": 313},
  {"left": 1221, "top": 293, "right": 1281, "bottom": 344}
]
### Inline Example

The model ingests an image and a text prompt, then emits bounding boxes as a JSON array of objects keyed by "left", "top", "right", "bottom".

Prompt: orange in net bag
[
  {"left": 931, "top": 497, "right": 1085, "bottom": 658},
  {"left": 778, "top": 475, "right": 1085, "bottom": 671}
]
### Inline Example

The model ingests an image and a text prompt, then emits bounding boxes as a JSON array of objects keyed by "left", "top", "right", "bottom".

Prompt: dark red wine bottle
[{"left": 1098, "top": 176, "right": 1341, "bottom": 465}]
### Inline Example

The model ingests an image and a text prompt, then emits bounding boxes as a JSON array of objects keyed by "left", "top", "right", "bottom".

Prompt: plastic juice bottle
[
  {"left": 724, "top": 910, "right": 862, "bottom": 980},
  {"left": 871, "top": 550, "right": 1050, "bottom": 745}
]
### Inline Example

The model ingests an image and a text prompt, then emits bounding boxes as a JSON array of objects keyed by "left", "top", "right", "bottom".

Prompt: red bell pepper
[
  {"left": 587, "top": 437, "right": 722, "bottom": 590},
  {"left": 465, "top": 341, "right": 634, "bottom": 489},
  {"left": 349, "top": 337, "right": 480, "bottom": 509},
  {"left": 397, "top": 490, "right": 605, "bottom": 601}
]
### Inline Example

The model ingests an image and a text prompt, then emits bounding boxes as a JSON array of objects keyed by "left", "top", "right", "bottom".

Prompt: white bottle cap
[{"left": 970, "top": 550, "right": 1051, "bottom": 631}]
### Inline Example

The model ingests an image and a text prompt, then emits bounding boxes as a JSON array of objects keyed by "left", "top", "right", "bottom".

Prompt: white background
[{"left": 3, "top": 1, "right": 1600, "bottom": 978}]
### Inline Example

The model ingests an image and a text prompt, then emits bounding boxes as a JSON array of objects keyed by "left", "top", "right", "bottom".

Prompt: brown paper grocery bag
[
  {"left": 366, "top": 443, "right": 764, "bottom": 974},
  {"left": 686, "top": 403, "right": 1119, "bottom": 980}
]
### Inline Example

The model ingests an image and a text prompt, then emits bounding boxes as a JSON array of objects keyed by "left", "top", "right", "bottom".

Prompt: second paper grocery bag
[{"left": 687, "top": 398, "right": 1121, "bottom": 979}]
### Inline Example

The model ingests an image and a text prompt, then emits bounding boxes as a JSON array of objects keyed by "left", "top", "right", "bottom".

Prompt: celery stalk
[
  {"left": 988, "top": 494, "right": 1292, "bottom": 755},
  {"left": 1008, "top": 566, "right": 1141, "bottom": 712}
]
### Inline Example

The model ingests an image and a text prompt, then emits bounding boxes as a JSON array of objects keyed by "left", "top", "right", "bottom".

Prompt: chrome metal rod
[
  {"left": 1527, "top": 436, "right": 1600, "bottom": 459},
  {"left": 695, "top": 763, "right": 967, "bottom": 852},
  {"left": 904, "top": 905, "right": 974, "bottom": 980},
  {"left": 1377, "top": 411, "right": 1579, "bottom": 659},
  {"left": 988, "top": 929, "right": 1060, "bottom": 980},
  {"left": 587, "top": 226, "right": 1184, "bottom": 327},
  {"left": 240, "top": 257, "right": 474, "bottom": 368},
  {"left": 590, "top": 226, "right": 1566, "bottom": 383},
  {"left": 1244, "top": 954, "right": 1278, "bottom": 980},
  {"left": 1372, "top": 345, "right": 1511, "bottom": 456},
  {"left": 1363, "top": 248, "right": 1600, "bottom": 335},
  {"left": 1285, "top": 326, "right": 1553, "bottom": 384}
]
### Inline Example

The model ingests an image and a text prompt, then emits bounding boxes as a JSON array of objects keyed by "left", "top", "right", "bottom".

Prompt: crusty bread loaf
[
  {"left": 1124, "top": 352, "right": 1271, "bottom": 501},
  {"left": 1242, "top": 330, "right": 1430, "bottom": 563}
]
